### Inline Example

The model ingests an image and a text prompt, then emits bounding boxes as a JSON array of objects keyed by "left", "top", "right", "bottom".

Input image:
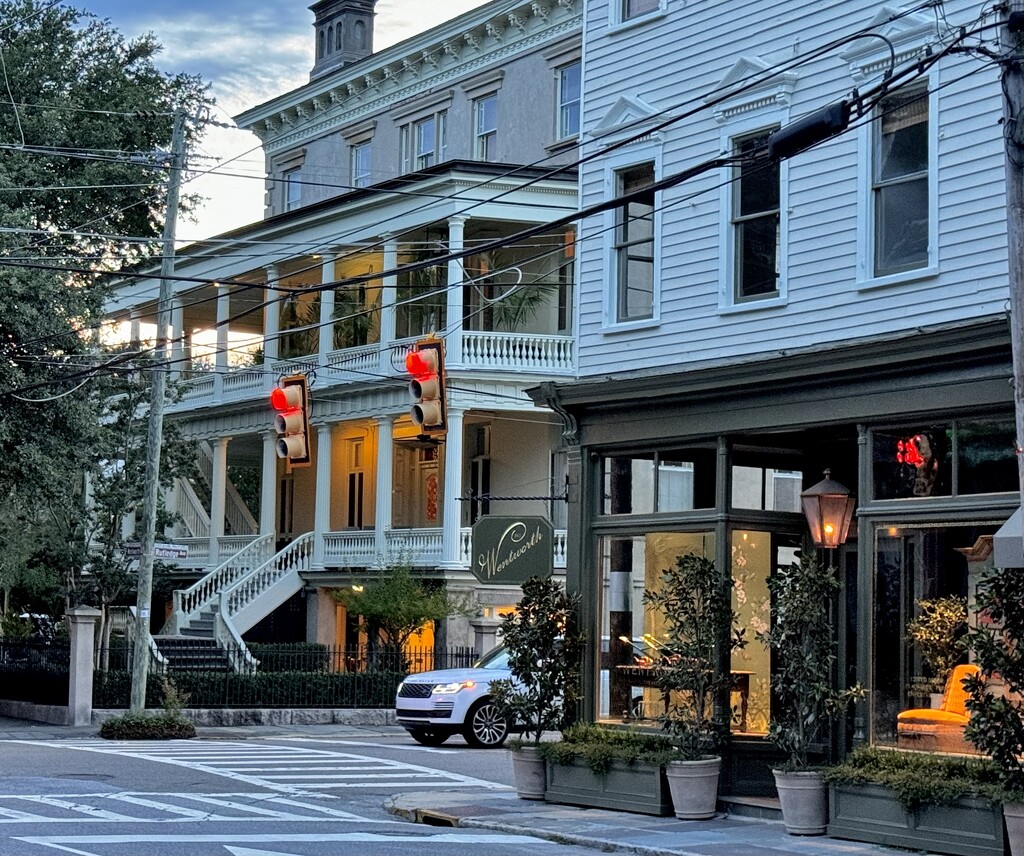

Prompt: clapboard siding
[{"left": 576, "top": 0, "right": 1008, "bottom": 378}]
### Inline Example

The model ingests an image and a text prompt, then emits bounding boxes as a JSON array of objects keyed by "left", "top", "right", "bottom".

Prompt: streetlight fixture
[{"left": 801, "top": 469, "right": 856, "bottom": 549}]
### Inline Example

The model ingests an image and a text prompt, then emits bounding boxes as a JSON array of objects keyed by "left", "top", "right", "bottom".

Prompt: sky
[{"left": 76, "top": 0, "right": 492, "bottom": 242}]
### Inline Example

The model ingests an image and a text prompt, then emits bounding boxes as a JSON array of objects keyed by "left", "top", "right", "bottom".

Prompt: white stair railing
[
  {"left": 216, "top": 533, "right": 316, "bottom": 673},
  {"left": 167, "top": 534, "right": 274, "bottom": 634},
  {"left": 198, "top": 441, "right": 258, "bottom": 536},
  {"left": 176, "top": 477, "right": 211, "bottom": 539}
]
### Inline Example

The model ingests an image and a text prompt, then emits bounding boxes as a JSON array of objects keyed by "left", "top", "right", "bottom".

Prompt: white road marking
[
  {"left": 273, "top": 736, "right": 457, "bottom": 754},
  {"left": 10, "top": 796, "right": 134, "bottom": 822},
  {"left": 8, "top": 739, "right": 511, "bottom": 795},
  {"left": 17, "top": 831, "right": 559, "bottom": 846}
]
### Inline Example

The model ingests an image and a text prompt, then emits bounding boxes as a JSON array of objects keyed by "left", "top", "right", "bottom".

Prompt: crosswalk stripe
[
  {"left": 13, "top": 796, "right": 136, "bottom": 822},
  {"left": 104, "top": 794, "right": 229, "bottom": 820}
]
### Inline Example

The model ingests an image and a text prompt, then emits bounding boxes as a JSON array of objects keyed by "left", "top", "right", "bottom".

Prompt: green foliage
[
  {"left": 533, "top": 724, "right": 678, "bottom": 774},
  {"left": 490, "top": 576, "right": 584, "bottom": 744},
  {"left": 907, "top": 596, "right": 968, "bottom": 687},
  {"left": 0, "top": 614, "right": 32, "bottom": 641},
  {"left": 642, "top": 553, "right": 743, "bottom": 760},
  {"left": 99, "top": 712, "right": 196, "bottom": 740},
  {"left": 247, "top": 643, "right": 330, "bottom": 673},
  {"left": 964, "top": 567, "right": 1024, "bottom": 797},
  {"left": 333, "top": 563, "right": 469, "bottom": 666},
  {"left": 757, "top": 552, "right": 863, "bottom": 770},
  {"left": 824, "top": 747, "right": 1005, "bottom": 808}
]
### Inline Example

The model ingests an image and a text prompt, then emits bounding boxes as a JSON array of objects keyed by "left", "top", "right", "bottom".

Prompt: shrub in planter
[
  {"left": 536, "top": 723, "right": 678, "bottom": 774},
  {"left": 757, "top": 552, "right": 863, "bottom": 834},
  {"left": 964, "top": 565, "right": 1024, "bottom": 856},
  {"left": 642, "top": 552, "right": 744, "bottom": 819},
  {"left": 490, "top": 576, "right": 584, "bottom": 799}
]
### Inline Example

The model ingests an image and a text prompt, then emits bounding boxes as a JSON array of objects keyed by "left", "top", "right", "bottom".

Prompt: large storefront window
[
  {"left": 598, "top": 532, "right": 716, "bottom": 722},
  {"left": 873, "top": 420, "right": 1016, "bottom": 500},
  {"left": 871, "top": 522, "right": 998, "bottom": 749},
  {"left": 600, "top": 449, "right": 716, "bottom": 514}
]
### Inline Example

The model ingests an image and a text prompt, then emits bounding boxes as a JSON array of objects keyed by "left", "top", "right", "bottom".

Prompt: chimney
[{"left": 309, "top": 0, "right": 378, "bottom": 81}]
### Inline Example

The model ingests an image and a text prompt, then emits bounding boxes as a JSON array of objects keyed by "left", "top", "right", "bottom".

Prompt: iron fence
[{"left": 0, "top": 640, "right": 70, "bottom": 706}]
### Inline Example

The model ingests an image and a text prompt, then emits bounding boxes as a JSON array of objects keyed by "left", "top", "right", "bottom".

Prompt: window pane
[
  {"left": 737, "top": 150, "right": 779, "bottom": 216},
  {"left": 732, "top": 465, "right": 804, "bottom": 511},
  {"left": 659, "top": 449, "right": 716, "bottom": 510},
  {"left": 602, "top": 454, "right": 655, "bottom": 515},
  {"left": 598, "top": 532, "right": 717, "bottom": 724},
  {"left": 957, "top": 420, "right": 1017, "bottom": 494},
  {"left": 623, "top": 0, "right": 659, "bottom": 19},
  {"left": 559, "top": 62, "right": 581, "bottom": 138},
  {"left": 875, "top": 178, "right": 928, "bottom": 274},
  {"left": 736, "top": 214, "right": 779, "bottom": 298},
  {"left": 615, "top": 163, "right": 656, "bottom": 321},
  {"left": 878, "top": 94, "right": 928, "bottom": 182},
  {"left": 872, "top": 427, "right": 951, "bottom": 499},
  {"left": 624, "top": 258, "right": 654, "bottom": 316},
  {"left": 871, "top": 525, "right": 984, "bottom": 749}
]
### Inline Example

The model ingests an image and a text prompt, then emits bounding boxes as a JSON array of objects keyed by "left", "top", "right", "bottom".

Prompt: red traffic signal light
[
  {"left": 271, "top": 375, "right": 311, "bottom": 467},
  {"left": 406, "top": 339, "right": 446, "bottom": 435}
]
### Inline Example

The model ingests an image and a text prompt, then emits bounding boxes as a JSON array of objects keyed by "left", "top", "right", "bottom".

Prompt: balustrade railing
[
  {"left": 222, "top": 533, "right": 314, "bottom": 621},
  {"left": 323, "top": 531, "right": 376, "bottom": 567},
  {"left": 461, "top": 331, "right": 574, "bottom": 372}
]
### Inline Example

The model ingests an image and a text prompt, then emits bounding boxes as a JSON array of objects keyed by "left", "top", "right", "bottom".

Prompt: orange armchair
[{"left": 897, "top": 664, "right": 981, "bottom": 754}]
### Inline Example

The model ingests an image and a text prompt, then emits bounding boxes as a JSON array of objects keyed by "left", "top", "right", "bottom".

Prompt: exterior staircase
[{"left": 156, "top": 533, "right": 315, "bottom": 673}]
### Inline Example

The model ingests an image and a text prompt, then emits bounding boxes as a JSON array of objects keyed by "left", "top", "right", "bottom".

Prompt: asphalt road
[{"left": 0, "top": 729, "right": 601, "bottom": 856}]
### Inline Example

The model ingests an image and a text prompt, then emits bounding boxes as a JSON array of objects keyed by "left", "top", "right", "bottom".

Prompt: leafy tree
[
  {"left": 0, "top": 1, "right": 211, "bottom": 617},
  {"left": 333, "top": 563, "right": 470, "bottom": 668}
]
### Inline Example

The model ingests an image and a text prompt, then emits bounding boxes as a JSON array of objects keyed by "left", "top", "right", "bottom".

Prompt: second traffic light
[
  {"left": 406, "top": 338, "right": 446, "bottom": 436},
  {"left": 271, "top": 374, "right": 311, "bottom": 467}
]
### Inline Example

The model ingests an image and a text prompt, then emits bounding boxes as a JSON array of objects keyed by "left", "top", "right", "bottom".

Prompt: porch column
[
  {"left": 313, "top": 423, "right": 333, "bottom": 570},
  {"left": 318, "top": 253, "right": 336, "bottom": 366},
  {"left": 129, "top": 309, "right": 141, "bottom": 349},
  {"left": 264, "top": 263, "right": 280, "bottom": 368},
  {"left": 445, "top": 216, "right": 468, "bottom": 366},
  {"left": 440, "top": 408, "right": 464, "bottom": 569},
  {"left": 169, "top": 297, "right": 185, "bottom": 380},
  {"left": 260, "top": 430, "right": 277, "bottom": 538},
  {"left": 209, "top": 437, "right": 229, "bottom": 563},
  {"left": 380, "top": 235, "right": 397, "bottom": 346},
  {"left": 214, "top": 284, "right": 230, "bottom": 398},
  {"left": 374, "top": 415, "right": 395, "bottom": 557}
]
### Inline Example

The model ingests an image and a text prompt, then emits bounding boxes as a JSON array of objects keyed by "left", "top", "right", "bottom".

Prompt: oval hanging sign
[{"left": 470, "top": 516, "right": 554, "bottom": 585}]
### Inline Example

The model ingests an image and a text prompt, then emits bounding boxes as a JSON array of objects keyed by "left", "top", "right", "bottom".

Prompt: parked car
[
  {"left": 395, "top": 645, "right": 513, "bottom": 747},
  {"left": 394, "top": 639, "right": 649, "bottom": 748}
]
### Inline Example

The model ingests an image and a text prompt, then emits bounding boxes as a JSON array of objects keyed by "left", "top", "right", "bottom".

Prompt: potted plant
[
  {"left": 642, "top": 552, "right": 743, "bottom": 820},
  {"left": 491, "top": 576, "right": 584, "bottom": 800},
  {"left": 907, "top": 596, "right": 968, "bottom": 707},
  {"left": 964, "top": 565, "right": 1024, "bottom": 856},
  {"left": 756, "top": 552, "right": 862, "bottom": 835}
]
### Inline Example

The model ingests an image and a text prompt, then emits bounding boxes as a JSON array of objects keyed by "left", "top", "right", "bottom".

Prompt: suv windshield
[{"left": 475, "top": 646, "right": 509, "bottom": 670}]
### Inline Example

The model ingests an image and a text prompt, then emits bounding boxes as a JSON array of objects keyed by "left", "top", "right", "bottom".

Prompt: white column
[
  {"left": 209, "top": 437, "right": 229, "bottom": 563},
  {"left": 129, "top": 309, "right": 141, "bottom": 349},
  {"left": 440, "top": 408, "right": 464, "bottom": 569},
  {"left": 214, "top": 284, "right": 230, "bottom": 398},
  {"left": 264, "top": 263, "right": 280, "bottom": 367},
  {"left": 313, "top": 423, "right": 333, "bottom": 569},
  {"left": 445, "top": 216, "right": 468, "bottom": 366},
  {"left": 260, "top": 431, "right": 277, "bottom": 537},
  {"left": 318, "top": 254, "right": 336, "bottom": 365},
  {"left": 374, "top": 415, "right": 395, "bottom": 557},
  {"left": 67, "top": 606, "right": 101, "bottom": 724},
  {"left": 170, "top": 297, "right": 185, "bottom": 380},
  {"left": 381, "top": 236, "right": 398, "bottom": 346}
]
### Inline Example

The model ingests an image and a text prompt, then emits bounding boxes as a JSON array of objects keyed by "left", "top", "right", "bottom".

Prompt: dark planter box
[
  {"left": 544, "top": 758, "right": 673, "bottom": 816},
  {"left": 828, "top": 783, "right": 1006, "bottom": 856}
]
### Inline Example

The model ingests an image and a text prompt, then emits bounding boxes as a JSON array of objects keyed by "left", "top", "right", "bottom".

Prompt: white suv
[{"left": 394, "top": 646, "right": 513, "bottom": 748}]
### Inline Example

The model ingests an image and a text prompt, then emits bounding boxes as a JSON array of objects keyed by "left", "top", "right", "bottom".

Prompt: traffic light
[
  {"left": 405, "top": 338, "right": 446, "bottom": 436},
  {"left": 270, "top": 374, "right": 311, "bottom": 467}
]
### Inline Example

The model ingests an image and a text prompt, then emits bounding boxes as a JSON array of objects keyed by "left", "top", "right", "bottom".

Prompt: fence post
[{"left": 66, "top": 605, "right": 101, "bottom": 726}]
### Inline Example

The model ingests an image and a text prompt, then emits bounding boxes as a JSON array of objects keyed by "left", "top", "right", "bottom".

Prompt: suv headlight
[{"left": 431, "top": 680, "right": 476, "bottom": 694}]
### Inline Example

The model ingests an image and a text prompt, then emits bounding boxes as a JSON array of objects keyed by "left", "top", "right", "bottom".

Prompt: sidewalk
[{"left": 386, "top": 789, "right": 914, "bottom": 856}]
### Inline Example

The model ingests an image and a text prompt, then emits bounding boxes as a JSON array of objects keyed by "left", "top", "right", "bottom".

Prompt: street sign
[
  {"left": 124, "top": 542, "right": 189, "bottom": 560},
  {"left": 470, "top": 516, "right": 554, "bottom": 585}
]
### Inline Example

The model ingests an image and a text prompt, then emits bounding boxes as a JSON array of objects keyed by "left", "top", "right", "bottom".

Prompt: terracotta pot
[
  {"left": 510, "top": 745, "right": 546, "bottom": 800},
  {"left": 773, "top": 769, "right": 827, "bottom": 835},
  {"left": 1004, "top": 802, "right": 1024, "bottom": 856},
  {"left": 665, "top": 757, "right": 720, "bottom": 820}
]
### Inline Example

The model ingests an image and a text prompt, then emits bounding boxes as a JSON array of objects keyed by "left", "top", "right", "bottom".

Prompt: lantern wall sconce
[{"left": 801, "top": 469, "right": 856, "bottom": 549}]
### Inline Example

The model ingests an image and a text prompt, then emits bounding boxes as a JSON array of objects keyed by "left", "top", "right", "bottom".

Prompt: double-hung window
[
  {"left": 732, "top": 129, "right": 780, "bottom": 301},
  {"left": 622, "top": 0, "right": 659, "bottom": 20},
  {"left": 614, "top": 162, "right": 655, "bottom": 322},
  {"left": 284, "top": 167, "right": 302, "bottom": 211},
  {"left": 403, "top": 112, "right": 447, "bottom": 171},
  {"left": 474, "top": 95, "right": 498, "bottom": 161},
  {"left": 873, "top": 88, "right": 928, "bottom": 277},
  {"left": 351, "top": 142, "right": 371, "bottom": 188},
  {"left": 557, "top": 62, "right": 581, "bottom": 139}
]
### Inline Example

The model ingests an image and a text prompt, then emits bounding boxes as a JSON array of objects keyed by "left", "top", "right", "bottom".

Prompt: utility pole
[{"left": 130, "top": 107, "right": 187, "bottom": 713}]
